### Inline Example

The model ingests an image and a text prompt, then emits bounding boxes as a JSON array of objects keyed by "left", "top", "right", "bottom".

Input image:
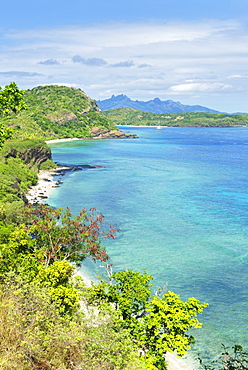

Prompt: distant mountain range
[{"left": 97, "top": 94, "right": 222, "bottom": 114}]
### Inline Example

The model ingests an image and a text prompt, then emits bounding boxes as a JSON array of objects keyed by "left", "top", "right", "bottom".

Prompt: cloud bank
[{"left": 0, "top": 20, "right": 247, "bottom": 112}]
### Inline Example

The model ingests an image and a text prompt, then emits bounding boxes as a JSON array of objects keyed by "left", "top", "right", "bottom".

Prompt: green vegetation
[
  {"left": 0, "top": 139, "right": 55, "bottom": 218},
  {"left": 2, "top": 85, "right": 116, "bottom": 140},
  {"left": 0, "top": 83, "right": 246, "bottom": 369},
  {"left": 0, "top": 83, "right": 117, "bottom": 217},
  {"left": 0, "top": 157, "right": 37, "bottom": 202},
  {"left": 0, "top": 82, "right": 27, "bottom": 147},
  {"left": 89, "top": 269, "right": 207, "bottom": 368},
  {"left": 0, "top": 266, "right": 145, "bottom": 370},
  {"left": 103, "top": 107, "right": 248, "bottom": 127},
  {"left": 0, "top": 204, "right": 208, "bottom": 369},
  {"left": 0, "top": 205, "right": 145, "bottom": 369},
  {"left": 0, "top": 82, "right": 27, "bottom": 116},
  {"left": 0, "top": 83, "right": 54, "bottom": 217}
]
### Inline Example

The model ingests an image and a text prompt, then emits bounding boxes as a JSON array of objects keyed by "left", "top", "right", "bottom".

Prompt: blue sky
[{"left": 1, "top": 0, "right": 248, "bottom": 112}]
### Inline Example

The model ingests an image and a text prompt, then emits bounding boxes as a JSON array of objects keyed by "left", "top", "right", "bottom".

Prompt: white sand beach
[
  {"left": 45, "top": 138, "right": 81, "bottom": 144},
  {"left": 165, "top": 353, "right": 196, "bottom": 370},
  {"left": 25, "top": 167, "right": 68, "bottom": 204},
  {"left": 73, "top": 267, "right": 94, "bottom": 288}
]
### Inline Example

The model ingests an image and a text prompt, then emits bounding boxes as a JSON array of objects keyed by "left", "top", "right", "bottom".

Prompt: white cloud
[
  {"left": 38, "top": 59, "right": 60, "bottom": 65},
  {"left": 0, "top": 19, "right": 248, "bottom": 111},
  {"left": 110, "top": 60, "right": 135, "bottom": 68},
  {"left": 0, "top": 71, "right": 44, "bottom": 77},
  {"left": 227, "top": 74, "right": 248, "bottom": 79},
  {"left": 72, "top": 55, "right": 107, "bottom": 66},
  {"left": 169, "top": 82, "right": 232, "bottom": 93},
  {"left": 5, "top": 20, "right": 238, "bottom": 47}
]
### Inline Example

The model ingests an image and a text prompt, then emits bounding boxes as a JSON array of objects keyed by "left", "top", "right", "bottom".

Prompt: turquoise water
[{"left": 47, "top": 127, "right": 248, "bottom": 362}]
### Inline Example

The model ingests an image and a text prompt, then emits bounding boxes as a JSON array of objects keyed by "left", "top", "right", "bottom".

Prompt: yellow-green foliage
[
  {"left": 0, "top": 82, "right": 27, "bottom": 148},
  {"left": 0, "top": 219, "right": 147, "bottom": 369},
  {"left": 146, "top": 292, "right": 208, "bottom": 357},
  {"left": 89, "top": 270, "right": 208, "bottom": 369}
]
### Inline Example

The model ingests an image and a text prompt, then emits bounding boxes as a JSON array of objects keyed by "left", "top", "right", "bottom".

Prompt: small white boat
[{"left": 156, "top": 120, "right": 162, "bottom": 129}]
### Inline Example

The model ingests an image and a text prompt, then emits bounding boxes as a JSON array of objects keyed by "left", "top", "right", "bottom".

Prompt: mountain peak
[
  {"left": 111, "top": 94, "right": 129, "bottom": 99},
  {"left": 97, "top": 95, "right": 221, "bottom": 114},
  {"left": 153, "top": 97, "right": 161, "bottom": 103}
]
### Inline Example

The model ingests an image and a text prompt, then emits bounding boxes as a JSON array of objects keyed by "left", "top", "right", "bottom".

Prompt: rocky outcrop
[
  {"left": 90, "top": 127, "right": 138, "bottom": 139},
  {"left": 46, "top": 112, "right": 79, "bottom": 125},
  {"left": 4, "top": 141, "right": 53, "bottom": 169}
]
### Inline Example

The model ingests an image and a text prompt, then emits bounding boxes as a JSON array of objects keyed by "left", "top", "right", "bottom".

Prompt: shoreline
[
  {"left": 117, "top": 125, "right": 163, "bottom": 128},
  {"left": 73, "top": 266, "right": 94, "bottom": 288},
  {"left": 26, "top": 145, "right": 196, "bottom": 370},
  {"left": 45, "top": 137, "right": 81, "bottom": 144},
  {"left": 165, "top": 353, "right": 197, "bottom": 370},
  {"left": 25, "top": 167, "right": 69, "bottom": 204}
]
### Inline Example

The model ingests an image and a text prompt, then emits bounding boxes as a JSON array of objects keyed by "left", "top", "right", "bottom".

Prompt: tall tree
[
  {"left": 0, "top": 82, "right": 27, "bottom": 147},
  {"left": 88, "top": 269, "right": 208, "bottom": 369},
  {"left": 23, "top": 205, "right": 119, "bottom": 267}
]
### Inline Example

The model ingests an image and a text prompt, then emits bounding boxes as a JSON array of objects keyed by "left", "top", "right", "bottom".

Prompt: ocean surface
[{"left": 46, "top": 127, "right": 248, "bottom": 363}]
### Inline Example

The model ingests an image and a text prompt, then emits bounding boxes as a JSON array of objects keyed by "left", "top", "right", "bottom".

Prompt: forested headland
[
  {"left": 0, "top": 83, "right": 246, "bottom": 370},
  {"left": 103, "top": 107, "right": 248, "bottom": 127}
]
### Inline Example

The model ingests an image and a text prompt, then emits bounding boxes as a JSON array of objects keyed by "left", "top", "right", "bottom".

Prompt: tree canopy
[
  {"left": 1, "top": 84, "right": 117, "bottom": 141},
  {"left": 103, "top": 107, "right": 248, "bottom": 127},
  {"left": 0, "top": 82, "right": 27, "bottom": 147},
  {"left": 88, "top": 269, "right": 208, "bottom": 369},
  {"left": 0, "top": 82, "right": 27, "bottom": 116}
]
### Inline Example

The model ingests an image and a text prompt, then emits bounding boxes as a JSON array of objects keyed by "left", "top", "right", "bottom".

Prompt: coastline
[
  {"left": 117, "top": 125, "right": 163, "bottom": 128},
  {"left": 25, "top": 167, "right": 96, "bottom": 285},
  {"left": 165, "top": 353, "right": 197, "bottom": 370},
  {"left": 25, "top": 167, "right": 69, "bottom": 204},
  {"left": 26, "top": 142, "right": 196, "bottom": 370},
  {"left": 73, "top": 266, "right": 93, "bottom": 288},
  {"left": 45, "top": 137, "right": 81, "bottom": 144}
]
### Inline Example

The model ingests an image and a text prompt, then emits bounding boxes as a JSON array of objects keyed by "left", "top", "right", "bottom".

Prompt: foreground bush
[{"left": 0, "top": 279, "right": 146, "bottom": 370}]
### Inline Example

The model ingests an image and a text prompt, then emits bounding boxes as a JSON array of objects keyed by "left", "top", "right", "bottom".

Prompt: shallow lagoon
[{"left": 47, "top": 127, "right": 248, "bottom": 362}]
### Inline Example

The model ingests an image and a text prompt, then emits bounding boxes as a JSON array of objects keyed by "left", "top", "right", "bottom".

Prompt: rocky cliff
[{"left": 2, "top": 140, "right": 53, "bottom": 170}]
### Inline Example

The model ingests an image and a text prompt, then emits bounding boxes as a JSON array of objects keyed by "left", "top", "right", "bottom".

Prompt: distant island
[{"left": 102, "top": 107, "right": 248, "bottom": 127}]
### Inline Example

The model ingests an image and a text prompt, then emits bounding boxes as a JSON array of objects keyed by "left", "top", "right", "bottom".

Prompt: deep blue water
[{"left": 47, "top": 127, "right": 248, "bottom": 362}]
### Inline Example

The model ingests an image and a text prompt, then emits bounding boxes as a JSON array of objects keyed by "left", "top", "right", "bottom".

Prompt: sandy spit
[{"left": 45, "top": 138, "right": 81, "bottom": 144}]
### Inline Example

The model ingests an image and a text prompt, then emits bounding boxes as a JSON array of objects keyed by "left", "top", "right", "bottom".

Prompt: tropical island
[
  {"left": 103, "top": 107, "right": 248, "bottom": 127},
  {"left": 0, "top": 83, "right": 246, "bottom": 370}
]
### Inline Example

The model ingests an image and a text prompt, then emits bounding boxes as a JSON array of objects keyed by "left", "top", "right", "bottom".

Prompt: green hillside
[
  {"left": 0, "top": 84, "right": 115, "bottom": 209},
  {"left": 103, "top": 107, "right": 248, "bottom": 127},
  {"left": 2, "top": 85, "right": 116, "bottom": 140}
]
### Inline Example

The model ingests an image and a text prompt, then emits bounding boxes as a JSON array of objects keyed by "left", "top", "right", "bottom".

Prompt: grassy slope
[
  {"left": 2, "top": 85, "right": 116, "bottom": 140},
  {"left": 0, "top": 85, "right": 117, "bottom": 208},
  {"left": 0, "top": 139, "right": 57, "bottom": 208},
  {"left": 103, "top": 107, "right": 248, "bottom": 127}
]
